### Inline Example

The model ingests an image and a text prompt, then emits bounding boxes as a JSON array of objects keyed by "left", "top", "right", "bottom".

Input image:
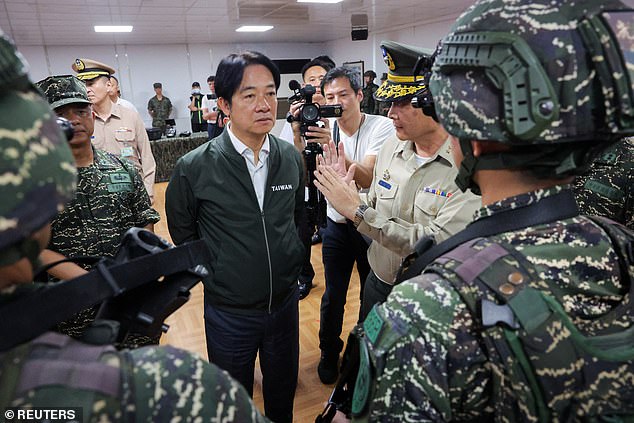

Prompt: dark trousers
[
  {"left": 208, "top": 122, "right": 224, "bottom": 139},
  {"left": 207, "top": 122, "right": 224, "bottom": 140},
  {"left": 297, "top": 203, "right": 316, "bottom": 285},
  {"left": 204, "top": 289, "right": 299, "bottom": 423},
  {"left": 191, "top": 121, "right": 206, "bottom": 133},
  {"left": 360, "top": 270, "right": 394, "bottom": 321},
  {"left": 319, "top": 218, "right": 371, "bottom": 355}
]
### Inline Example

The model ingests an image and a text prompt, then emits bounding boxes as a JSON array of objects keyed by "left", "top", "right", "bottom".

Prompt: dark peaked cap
[{"left": 374, "top": 40, "right": 433, "bottom": 103}]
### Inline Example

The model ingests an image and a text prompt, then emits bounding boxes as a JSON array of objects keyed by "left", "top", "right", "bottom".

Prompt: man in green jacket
[{"left": 165, "top": 51, "right": 304, "bottom": 423}]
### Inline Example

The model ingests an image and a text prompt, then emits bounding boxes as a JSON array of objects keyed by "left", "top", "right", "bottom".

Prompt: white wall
[
  {"left": 18, "top": 18, "right": 456, "bottom": 133},
  {"left": 326, "top": 18, "right": 457, "bottom": 83},
  {"left": 20, "top": 41, "right": 327, "bottom": 132}
]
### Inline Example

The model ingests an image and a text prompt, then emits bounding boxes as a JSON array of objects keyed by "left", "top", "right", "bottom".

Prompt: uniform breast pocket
[
  {"left": 414, "top": 192, "right": 446, "bottom": 218},
  {"left": 375, "top": 179, "right": 399, "bottom": 202}
]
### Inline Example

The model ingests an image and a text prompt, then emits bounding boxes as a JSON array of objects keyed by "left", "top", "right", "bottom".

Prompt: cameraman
[
  {"left": 280, "top": 56, "right": 336, "bottom": 299},
  {"left": 315, "top": 66, "right": 394, "bottom": 384}
]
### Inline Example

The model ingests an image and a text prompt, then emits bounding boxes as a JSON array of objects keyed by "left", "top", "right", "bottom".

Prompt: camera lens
[{"left": 302, "top": 104, "right": 319, "bottom": 122}]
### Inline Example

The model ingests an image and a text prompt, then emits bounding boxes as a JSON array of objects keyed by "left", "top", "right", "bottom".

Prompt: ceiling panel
[{"left": 1, "top": 0, "right": 475, "bottom": 46}]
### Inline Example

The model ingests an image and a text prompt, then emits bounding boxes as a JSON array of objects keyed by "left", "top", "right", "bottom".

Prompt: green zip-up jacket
[{"left": 165, "top": 130, "right": 305, "bottom": 313}]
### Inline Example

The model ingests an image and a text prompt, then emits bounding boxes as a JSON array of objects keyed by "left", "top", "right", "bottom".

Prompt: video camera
[
  {"left": 286, "top": 80, "right": 343, "bottom": 229},
  {"left": 286, "top": 80, "right": 342, "bottom": 139}
]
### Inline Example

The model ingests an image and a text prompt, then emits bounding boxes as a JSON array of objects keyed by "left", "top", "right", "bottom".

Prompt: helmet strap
[
  {"left": 455, "top": 141, "right": 613, "bottom": 188},
  {"left": 455, "top": 138, "right": 482, "bottom": 195}
]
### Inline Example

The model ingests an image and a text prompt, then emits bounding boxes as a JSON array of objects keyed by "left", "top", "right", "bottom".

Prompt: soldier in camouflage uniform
[
  {"left": 360, "top": 70, "right": 378, "bottom": 115},
  {"left": 574, "top": 137, "right": 633, "bottom": 229},
  {"left": 0, "top": 30, "right": 269, "bottom": 422},
  {"left": 36, "top": 75, "right": 161, "bottom": 348},
  {"left": 147, "top": 82, "right": 172, "bottom": 135},
  {"left": 343, "top": 1, "right": 634, "bottom": 422}
]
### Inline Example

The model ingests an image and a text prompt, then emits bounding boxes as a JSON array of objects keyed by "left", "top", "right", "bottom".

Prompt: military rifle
[{"left": 0, "top": 228, "right": 211, "bottom": 351}]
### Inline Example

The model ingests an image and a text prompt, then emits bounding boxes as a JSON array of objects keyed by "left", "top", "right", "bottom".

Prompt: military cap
[
  {"left": 153, "top": 82, "right": 162, "bottom": 89},
  {"left": 374, "top": 41, "right": 433, "bottom": 103},
  {"left": 36, "top": 75, "right": 90, "bottom": 110},
  {"left": 71, "top": 58, "right": 115, "bottom": 81}
]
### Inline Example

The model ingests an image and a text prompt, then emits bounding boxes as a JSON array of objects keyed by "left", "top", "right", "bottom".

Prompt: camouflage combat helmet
[
  {"left": 429, "top": 0, "right": 634, "bottom": 191},
  {"left": 0, "top": 31, "right": 76, "bottom": 267}
]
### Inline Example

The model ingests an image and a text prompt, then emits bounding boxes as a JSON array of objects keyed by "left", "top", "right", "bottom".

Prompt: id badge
[{"left": 120, "top": 146, "right": 134, "bottom": 157}]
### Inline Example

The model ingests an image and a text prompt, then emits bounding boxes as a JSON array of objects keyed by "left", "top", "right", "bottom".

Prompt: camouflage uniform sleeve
[
  {"left": 624, "top": 139, "right": 634, "bottom": 230},
  {"left": 123, "top": 158, "right": 160, "bottom": 226},
  {"left": 128, "top": 345, "right": 270, "bottom": 422},
  {"left": 360, "top": 273, "right": 491, "bottom": 422}
]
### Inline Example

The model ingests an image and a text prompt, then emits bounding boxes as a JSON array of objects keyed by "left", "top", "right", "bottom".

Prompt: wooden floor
[{"left": 153, "top": 182, "right": 362, "bottom": 422}]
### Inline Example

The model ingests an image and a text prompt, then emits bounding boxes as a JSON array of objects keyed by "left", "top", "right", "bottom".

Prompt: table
[{"left": 150, "top": 132, "right": 209, "bottom": 182}]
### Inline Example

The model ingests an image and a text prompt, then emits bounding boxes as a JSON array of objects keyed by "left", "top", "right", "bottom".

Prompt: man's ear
[{"left": 217, "top": 97, "right": 231, "bottom": 117}]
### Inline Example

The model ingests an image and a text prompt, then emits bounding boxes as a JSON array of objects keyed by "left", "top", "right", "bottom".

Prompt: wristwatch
[{"left": 353, "top": 204, "right": 369, "bottom": 228}]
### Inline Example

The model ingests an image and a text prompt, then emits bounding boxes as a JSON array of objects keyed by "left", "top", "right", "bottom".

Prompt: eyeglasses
[{"left": 56, "top": 107, "right": 91, "bottom": 120}]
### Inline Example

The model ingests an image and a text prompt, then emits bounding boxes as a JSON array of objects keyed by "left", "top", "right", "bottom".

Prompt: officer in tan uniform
[
  {"left": 314, "top": 41, "right": 480, "bottom": 319},
  {"left": 72, "top": 58, "right": 156, "bottom": 203}
]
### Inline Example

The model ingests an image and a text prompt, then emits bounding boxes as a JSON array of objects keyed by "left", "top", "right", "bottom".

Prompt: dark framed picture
[{"left": 343, "top": 60, "right": 364, "bottom": 81}]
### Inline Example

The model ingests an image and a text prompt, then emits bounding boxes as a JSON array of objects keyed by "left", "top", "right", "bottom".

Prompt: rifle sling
[
  {"left": 396, "top": 190, "right": 580, "bottom": 283},
  {"left": 0, "top": 240, "right": 211, "bottom": 351}
]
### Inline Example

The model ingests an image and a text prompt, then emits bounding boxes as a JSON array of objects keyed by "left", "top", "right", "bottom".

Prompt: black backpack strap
[{"left": 396, "top": 189, "right": 580, "bottom": 283}]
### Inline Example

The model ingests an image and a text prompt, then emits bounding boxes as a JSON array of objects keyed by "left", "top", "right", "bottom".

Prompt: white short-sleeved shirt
[
  {"left": 201, "top": 94, "right": 218, "bottom": 124},
  {"left": 328, "top": 113, "right": 394, "bottom": 222}
]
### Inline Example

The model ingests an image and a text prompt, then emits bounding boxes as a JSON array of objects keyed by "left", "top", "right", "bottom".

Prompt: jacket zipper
[{"left": 260, "top": 211, "right": 274, "bottom": 313}]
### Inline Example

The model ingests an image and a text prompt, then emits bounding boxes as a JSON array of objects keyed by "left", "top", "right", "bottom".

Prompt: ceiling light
[
  {"left": 94, "top": 25, "right": 133, "bottom": 33},
  {"left": 236, "top": 25, "right": 274, "bottom": 32},
  {"left": 297, "top": 0, "right": 344, "bottom": 3}
]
